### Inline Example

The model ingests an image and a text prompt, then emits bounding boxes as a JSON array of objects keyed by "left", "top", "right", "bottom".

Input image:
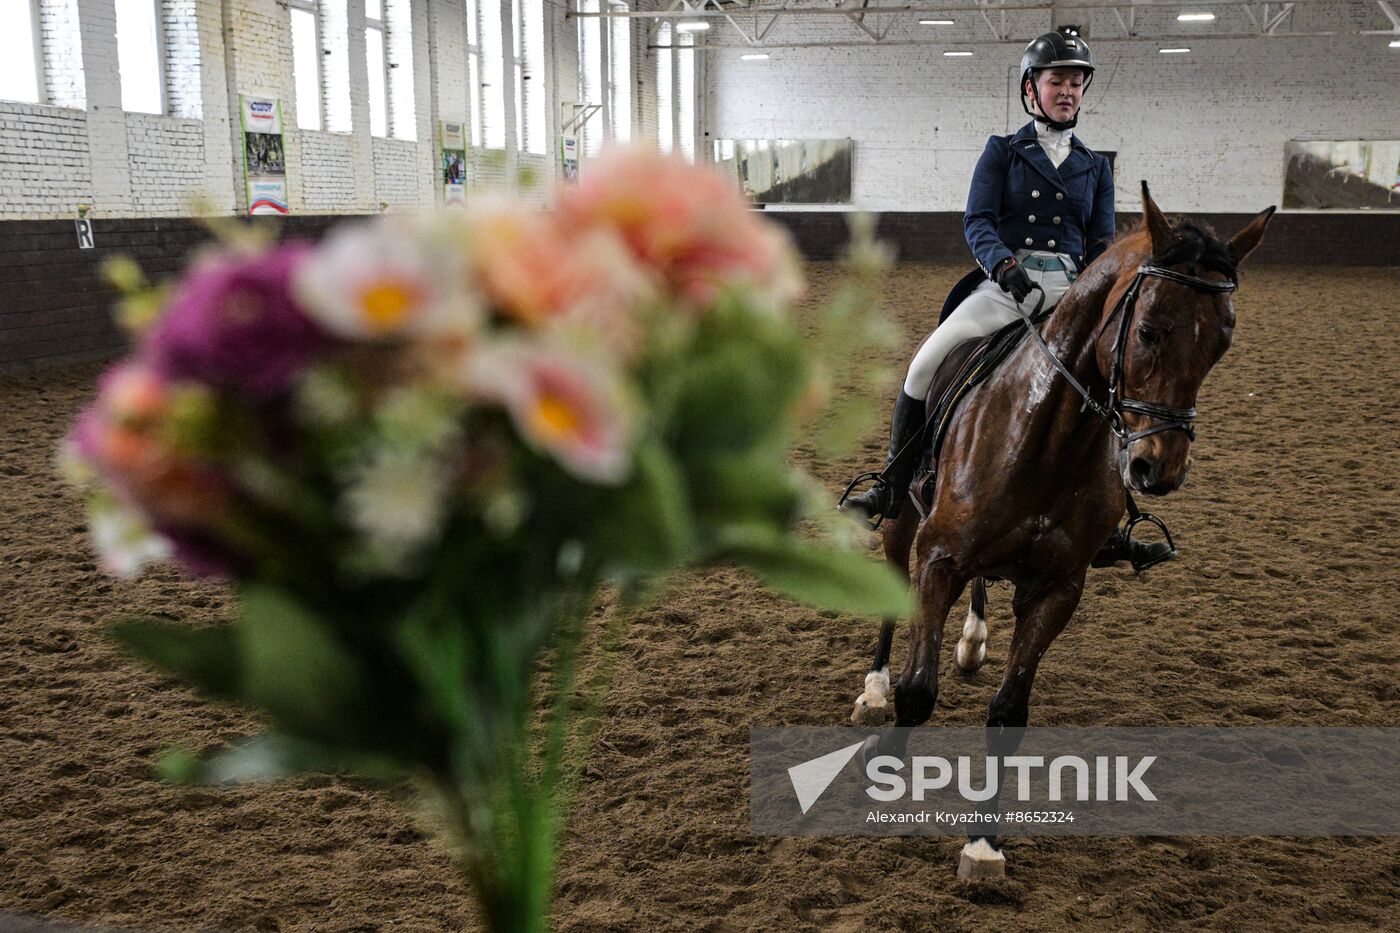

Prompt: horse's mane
[{"left": 1112, "top": 217, "right": 1238, "bottom": 280}]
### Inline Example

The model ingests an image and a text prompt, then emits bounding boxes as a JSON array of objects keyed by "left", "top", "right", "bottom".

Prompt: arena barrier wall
[{"left": 2, "top": 211, "right": 1397, "bottom": 372}]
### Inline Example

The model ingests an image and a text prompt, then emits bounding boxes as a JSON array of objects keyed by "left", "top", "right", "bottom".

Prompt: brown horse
[{"left": 853, "top": 184, "right": 1274, "bottom": 878}]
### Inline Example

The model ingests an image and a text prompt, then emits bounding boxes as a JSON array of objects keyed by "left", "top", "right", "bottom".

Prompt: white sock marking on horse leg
[
  {"left": 851, "top": 666, "right": 891, "bottom": 724},
  {"left": 955, "top": 603, "right": 988, "bottom": 671}
]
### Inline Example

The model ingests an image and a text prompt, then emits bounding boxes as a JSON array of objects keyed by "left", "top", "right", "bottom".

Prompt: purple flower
[{"left": 148, "top": 244, "right": 329, "bottom": 400}]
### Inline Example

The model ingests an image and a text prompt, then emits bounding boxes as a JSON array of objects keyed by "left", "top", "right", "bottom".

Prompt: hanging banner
[
  {"left": 561, "top": 135, "right": 579, "bottom": 183},
  {"left": 441, "top": 120, "right": 467, "bottom": 207},
  {"left": 240, "top": 95, "right": 289, "bottom": 215}
]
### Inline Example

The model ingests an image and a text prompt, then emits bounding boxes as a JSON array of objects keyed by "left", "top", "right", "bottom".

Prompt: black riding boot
[
  {"left": 841, "top": 391, "right": 926, "bottom": 525},
  {"left": 1091, "top": 526, "right": 1176, "bottom": 570}
]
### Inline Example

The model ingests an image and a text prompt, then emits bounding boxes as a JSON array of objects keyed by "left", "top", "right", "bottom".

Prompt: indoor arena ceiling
[{"left": 569, "top": 0, "right": 1400, "bottom": 51}]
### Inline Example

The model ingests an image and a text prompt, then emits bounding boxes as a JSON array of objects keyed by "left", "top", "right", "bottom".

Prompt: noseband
[{"left": 1024, "top": 262, "right": 1237, "bottom": 446}]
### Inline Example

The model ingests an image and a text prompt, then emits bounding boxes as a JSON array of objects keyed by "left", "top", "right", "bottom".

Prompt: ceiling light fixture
[
  {"left": 741, "top": 53, "right": 769, "bottom": 60},
  {"left": 919, "top": 19, "right": 954, "bottom": 25},
  {"left": 944, "top": 50, "right": 973, "bottom": 56},
  {"left": 1159, "top": 47, "right": 1191, "bottom": 53},
  {"left": 1177, "top": 12, "right": 1216, "bottom": 21},
  {"left": 1390, "top": 38, "right": 1400, "bottom": 47},
  {"left": 676, "top": 21, "right": 710, "bottom": 32}
]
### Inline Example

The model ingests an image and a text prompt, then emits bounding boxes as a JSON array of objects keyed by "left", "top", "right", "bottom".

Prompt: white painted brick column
[
  {"left": 77, "top": 0, "right": 134, "bottom": 215},
  {"left": 346, "top": 0, "right": 378, "bottom": 211},
  {"left": 220, "top": 0, "right": 295, "bottom": 214},
  {"left": 195, "top": 0, "right": 236, "bottom": 213}
]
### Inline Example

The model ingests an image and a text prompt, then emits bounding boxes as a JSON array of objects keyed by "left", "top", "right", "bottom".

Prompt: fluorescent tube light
[{"left": 1177, "top": 12, "right": 1216, "bottom": 21}]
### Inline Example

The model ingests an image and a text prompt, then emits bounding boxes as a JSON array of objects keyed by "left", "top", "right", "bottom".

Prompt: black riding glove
[{"left": 992, "top": 258, "right": 1034, "bottom": 302}]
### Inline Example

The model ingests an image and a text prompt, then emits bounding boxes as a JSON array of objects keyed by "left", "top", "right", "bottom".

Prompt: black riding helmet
[{"left": 1020, "top": 31, "right": 1095, "bottom": 130}]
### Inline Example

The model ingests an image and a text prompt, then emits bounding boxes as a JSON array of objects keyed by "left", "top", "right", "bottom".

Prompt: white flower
[
  {"left": 295, "top": 216, "right": 481, "bottom": 340},
  {"left": 341, "top": 447, "right": 451, "bottom": 570},
  {"left": 89, "top": 500, "right": 173, "bottom": 578}
]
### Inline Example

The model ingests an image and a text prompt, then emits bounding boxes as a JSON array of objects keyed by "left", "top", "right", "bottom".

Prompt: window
[
  {"left": 0, "top": 0, "right": 42, "bottom": 104},
  {"left": 481, "top": 0, "right": 505, "bottom": 147},
  {"left": 322, "top": 0, "right": 352, "bottom": 132},
  {"left": 115, "top": 0, "right": 164, "bottom": 113},
  {"left": 608, "top": 2, "right": 630, "bottom": 143},
  {"left": 656, "top": 23, "right": 672, "bottom": 153},
  {"left": 511, "top": 0, "right": 521, "bottom": 150},
  {"left": 516, "top": 0, "right": 544, "bottom": 153},
  {"left": 290, "top": 1, "right": 322, "bottom": 130},
  {"left": 465, "top": 0, "right": 481, "bottom": 146},
  {"left": 678, "top": 31, "right": 694, "bottom": 160},
  {"left": 576, "top": 0, "right": 602, "bottom": 156},
  {"left": 365, "top": 0, "right": 388, "bottom": 136},
  {"left": 386, "top": 0, "right": 416, "bottom": 139}
]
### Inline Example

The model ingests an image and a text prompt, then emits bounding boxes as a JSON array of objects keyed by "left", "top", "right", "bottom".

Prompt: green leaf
[
  {"left": 111, "top": 619, "right": 242, "bottom": 701},
  {"left": 236, "top": 584, "right": 374, "bottom": 743},
  {"left": 160, "top": 733, "right": 404, "bottom": 786},
  {"left": 687, "top": 453, "right": 802, "bottom": 529},
  {"left": 591, "top": 443, "right": 697, "bottom": 576},
  {"left": 664, "top": 305, "right": 807, "bottom": 458},
  {"left": 713, "top": 525, "right": 911, "bottom": 618}
]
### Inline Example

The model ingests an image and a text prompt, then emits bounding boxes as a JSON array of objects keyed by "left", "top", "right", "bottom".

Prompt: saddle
[{"left": 905, "top": 270, "right": 1049, "bottom": 517}]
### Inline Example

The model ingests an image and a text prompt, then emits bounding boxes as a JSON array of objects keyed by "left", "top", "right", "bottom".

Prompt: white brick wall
[
  {"left": 299, "top": 130, "right": 360, "bottom": 211},
  {"left": 373, "top": 136, "right": 429, "bottom": 207},
  {"left": 0, "top": 105, "right": 91, "bottom": 214},
  {"left": 0, "top": 0, "right": 663, "bottom": 219},
  {"left": 124, "top": 113, "right": 206, "bottom": 214},
  {"left": 707, "top": 19, "right": 1400, "bottom": 213}
]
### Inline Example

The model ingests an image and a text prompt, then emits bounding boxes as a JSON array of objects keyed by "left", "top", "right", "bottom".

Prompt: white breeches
[{"left": 903, "top": 256, "right": 1078, "bottom": 399}]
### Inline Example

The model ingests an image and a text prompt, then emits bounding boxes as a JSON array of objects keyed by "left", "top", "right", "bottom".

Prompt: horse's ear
[
  {"left": 1140, "top": 181, "right": 1175, "bottom": 256},
  {"left": 1227, "top": 205, "right": 1276, "bottom": 266}
]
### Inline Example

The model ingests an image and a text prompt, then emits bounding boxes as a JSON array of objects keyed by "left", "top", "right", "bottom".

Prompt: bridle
[
  {"left": 1022, "top": 261, "right": 1237, "bottom": 568},
  {"left": 1024, "top": 262, "right": 1237, "bottom": 447}
]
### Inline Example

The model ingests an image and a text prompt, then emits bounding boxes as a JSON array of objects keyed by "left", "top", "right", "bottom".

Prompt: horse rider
[{"left": 842, "top": 29, "right": 1172, "bottom": 569}]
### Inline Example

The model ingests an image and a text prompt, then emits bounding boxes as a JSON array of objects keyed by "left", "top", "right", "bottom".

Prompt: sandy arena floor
[{"left": 2, "top": 259, "right": 1398, "bottom": 931}]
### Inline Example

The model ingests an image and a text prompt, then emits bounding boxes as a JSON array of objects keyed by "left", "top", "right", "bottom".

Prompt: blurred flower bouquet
[{"left": 64, "top": 147, "right": 906, "bottom": 932}]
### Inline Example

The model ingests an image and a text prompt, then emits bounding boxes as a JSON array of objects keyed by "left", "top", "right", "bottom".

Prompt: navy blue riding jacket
[{"left": 963, "top": 120, "right": 1116, "bottom": 278}]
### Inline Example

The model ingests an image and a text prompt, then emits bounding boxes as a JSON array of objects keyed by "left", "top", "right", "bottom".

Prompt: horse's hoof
[
  {"left": 850, "top": 696, "right": 888, "bottom": 725},
  {"left": 859, "top": 734, "right": 883, "bottom": 769},
  {"left": 957, "top": 838, "right": 1006, "bottom": 880},
  {"left": 955, "top": 638, "right": 986, "bottom": 672},
  {"left": 850, "top": 670, "right": 891, "bottom": 724}
]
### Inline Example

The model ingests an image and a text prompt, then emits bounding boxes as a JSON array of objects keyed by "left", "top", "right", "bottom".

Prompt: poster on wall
[
  {"left": 441, "top": 121, "right": 467, "bottom": 207},
  {"left": 561, "top": 136, "right": 579, "bottom": 183},
  {"left": 240, "top": 95, "right": 289, "bottom": 215}
]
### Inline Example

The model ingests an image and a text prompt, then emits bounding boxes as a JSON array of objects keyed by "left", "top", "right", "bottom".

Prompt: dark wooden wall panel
[{"left": 2, "top": 211, "right": 1396, "bottom": 372}]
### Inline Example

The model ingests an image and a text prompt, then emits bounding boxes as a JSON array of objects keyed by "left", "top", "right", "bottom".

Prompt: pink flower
[
  {"left": 463, "top": 199, "right": 656, "bottom": 343},
  {"left": 70, "top": 363, "right": 237, "bottom": 575},
  {"left": 556, "top": 145, "right": 804, "bottom": 311},
  {"left": 148, "top": 244, "right": 329, "bottom": 400},
  {"left": 468, "top": 338, "right": 635, "bottom": 485}
]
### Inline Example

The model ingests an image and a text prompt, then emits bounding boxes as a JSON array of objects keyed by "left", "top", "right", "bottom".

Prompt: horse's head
[{"left": 1096, "top": 184, "right": 1274, "bottom": 495}]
